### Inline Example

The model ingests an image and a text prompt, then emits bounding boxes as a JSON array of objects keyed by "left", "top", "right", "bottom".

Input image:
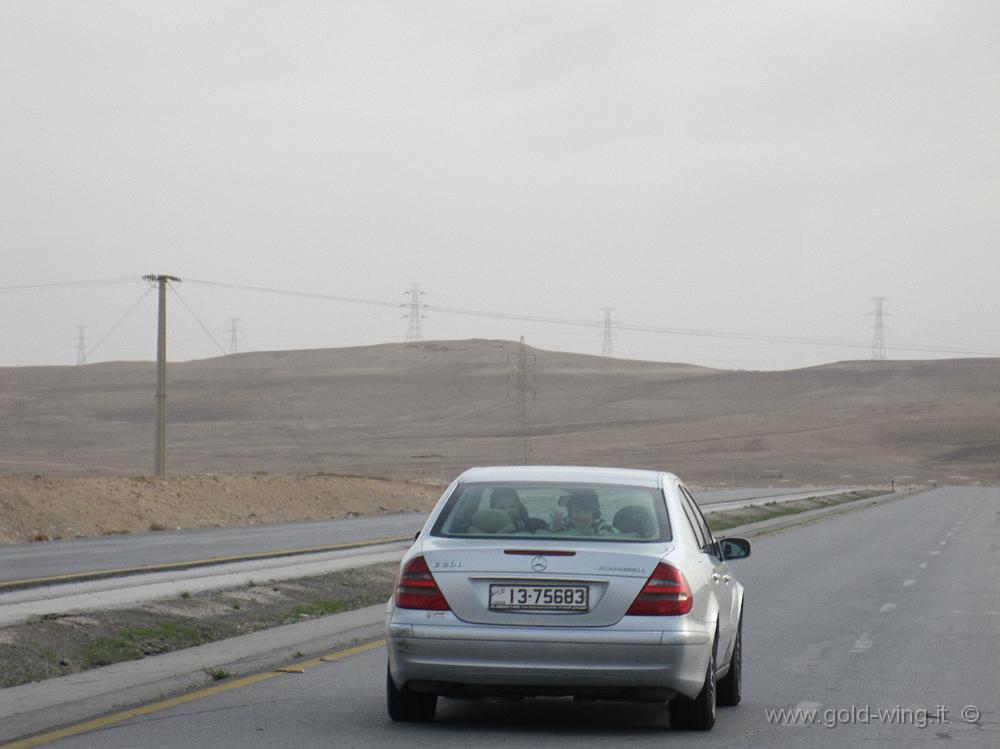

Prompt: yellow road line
[
  {"left": 0, "top": 639, "right": 386, "bottom": 749},
  {"left": 0, "top": 536, "right": 410, "bottom": 590}
]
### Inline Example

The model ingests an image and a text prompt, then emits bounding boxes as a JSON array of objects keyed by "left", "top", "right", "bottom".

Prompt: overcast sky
[{"left": 1, "top": 1, "right": 997, "bottom": 370}]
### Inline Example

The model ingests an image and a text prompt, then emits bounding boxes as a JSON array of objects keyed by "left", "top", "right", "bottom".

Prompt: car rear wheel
[
  {"left": 717, "top": 609, "right": 743, "bottom": 707},
  {"left": 386, "top": 664, "right": 437, "bottom": 722},
  {"left": 668, "top": 646, "right": 716, "bottom": 730}
]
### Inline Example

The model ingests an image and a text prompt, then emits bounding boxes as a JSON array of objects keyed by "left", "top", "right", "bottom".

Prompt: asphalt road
[
  {"left": 0, "top": 514, "right": 425, "bottom": 584},
  {"left": 0, "top": 487, "right": 822, "bottom": 584},
  {"left": 27, "top": 486, "right": 998, "bottom": 748}
]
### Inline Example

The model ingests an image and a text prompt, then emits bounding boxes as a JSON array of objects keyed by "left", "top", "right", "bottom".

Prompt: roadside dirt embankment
[{"left": 0, "top": 473, "right": 444, "bottom": 544}]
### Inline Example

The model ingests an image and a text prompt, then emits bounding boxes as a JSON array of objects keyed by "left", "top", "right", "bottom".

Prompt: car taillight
[
  {"left": 626, "top": 562, "right": 693, "bottom": 616},
  {"left": 394, "top": 555, "right": 451, "bottom": 611}
]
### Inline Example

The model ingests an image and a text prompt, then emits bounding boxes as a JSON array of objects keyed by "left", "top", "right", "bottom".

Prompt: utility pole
[
  {"left": 228, "top": 318, "right": 240, "bottom": 355},
  {"left": 507, "top": 336, "right": 536, "bottom": 464},
  {"left": 402, "top": 283, "right": 426, "bottom": 342},
  {"left": 143, "top": 274, "right": 180, "bottom": 476},
  {"left": 76, "top": 326, "right": 87, "bottom": 365},
  {"left": 870, "top": 297, "right": 888, "bottom": 360},
  {"left": 600, "top": 307, "right": 615, "bottom": 358}
]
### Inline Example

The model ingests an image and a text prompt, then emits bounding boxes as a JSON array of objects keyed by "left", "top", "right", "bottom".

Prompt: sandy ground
[
  {"left": 2, "top": 341, "right": 998, "bottom": 544},
  {"left": 0, "top": 473, "right": 443, "bottom": 545},
  {"left": 3, "top": 341, "right": 998, "bottom": 487}
]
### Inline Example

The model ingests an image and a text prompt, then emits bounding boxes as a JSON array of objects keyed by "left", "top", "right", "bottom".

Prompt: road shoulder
[{"left": 0, "top": 604, "right": 385, "bottom": 745}]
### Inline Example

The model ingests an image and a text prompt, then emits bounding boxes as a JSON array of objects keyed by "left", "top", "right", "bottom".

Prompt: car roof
[{"left": 457, "top": 465, "right": 676, "bottom": 489}]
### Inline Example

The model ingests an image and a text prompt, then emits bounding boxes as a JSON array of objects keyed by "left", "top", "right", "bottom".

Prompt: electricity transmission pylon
[
  {"left": 870, "top": 297, "right": 888, "bottom": 360},
  {"left": 600, "top": 307, "right": 615, "bottom": 358},
  {"left": 507, "top": 336, "right": 536, "bottom": 464},
  {"left": 228, "top": 318, "right": 240, "bottom": 355},
  {"left": 402, "top": 283, "right": 427, "bottom": 342},
  {"left": 76, "top": 326, "right": 87, "bottom": 365}
]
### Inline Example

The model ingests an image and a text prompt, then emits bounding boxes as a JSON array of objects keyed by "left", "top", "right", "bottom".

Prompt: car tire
[
  {"left": 717, "top": 609, "right": 743, "bottom": 707},
  {"left": 386, "top": 664, "right": 437, "bottom": 722},
  {"left": 668, "top": 645, "right": 716, "bottom": 730}
]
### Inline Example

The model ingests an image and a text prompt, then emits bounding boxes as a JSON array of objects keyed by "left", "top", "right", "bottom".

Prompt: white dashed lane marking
[{"left": 850, "top": 633, "right": 874, "bottom": 653}]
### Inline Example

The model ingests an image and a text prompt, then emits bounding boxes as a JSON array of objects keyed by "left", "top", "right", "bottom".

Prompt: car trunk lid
[{"left": 421, "top": 539, "right": 671, "bottom": 627}]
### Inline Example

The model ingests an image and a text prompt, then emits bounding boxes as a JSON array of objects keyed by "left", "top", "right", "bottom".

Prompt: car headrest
[{"left": 469, "top": 508, "right": 513, "bottom": 533}]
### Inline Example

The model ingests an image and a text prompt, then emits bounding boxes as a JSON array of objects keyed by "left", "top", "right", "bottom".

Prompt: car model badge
[{"left": 530, "top": 556, "right": 547, "bottom": 572}]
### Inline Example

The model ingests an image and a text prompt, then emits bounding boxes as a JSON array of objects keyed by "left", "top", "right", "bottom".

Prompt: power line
[
  {"left": 609, "top": 320, "right": 995, "bottom": 358},
  {"left": 96, "top": 276, "right": 1000, "bottom": 359},
  {"left": 18, "top": 286, "right": 155, "bottom": 405},
  {"left": 184, "top": 278, "right": 889, "bottom": 353},
  {"left": 168, "top": 282, "right": 323, "bottom": 472},
  {"left": 0, "top": 277, "right": 140, "bottom": 293},
  {"left": 84, "top": 286, "right": 155, "bottom": 362},
  {"left": 168, "top": 282, "right": 228, "bottom": 358},
  {"left": 185, "top": 278, "right": 403, "bottom": 310}
]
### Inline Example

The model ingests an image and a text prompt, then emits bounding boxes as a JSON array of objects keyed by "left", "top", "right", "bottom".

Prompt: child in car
[
  {"left": 490, "top": 487, "right": 548, "bottom": 532},
  {"left": 551, "top": 489, "right": 615, "bottom": 535}
]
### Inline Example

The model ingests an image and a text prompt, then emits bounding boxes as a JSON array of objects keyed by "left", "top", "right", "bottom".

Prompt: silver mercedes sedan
[{"left": 385, "top": 466, "right": 750, "bottom": 730}]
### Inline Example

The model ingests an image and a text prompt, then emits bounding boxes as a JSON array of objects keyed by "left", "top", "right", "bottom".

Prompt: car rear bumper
[{"left": 386, "top": 617, "right": 712, "bottom": 701}]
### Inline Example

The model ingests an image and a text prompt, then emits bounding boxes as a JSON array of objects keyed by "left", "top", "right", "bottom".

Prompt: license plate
[{"left": 489, "top": 584, "right": 589, "bottom": 611}]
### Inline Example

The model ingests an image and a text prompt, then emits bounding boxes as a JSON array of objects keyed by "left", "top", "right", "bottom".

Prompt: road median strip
[
  {"left": 0, "top": 563, "right": 398, "bottom": 690},
  {"left": 710, "top": 488, "right": 920, "bottom": 538},
  {"left": 0, "top": 535, "right": 413, "bottom": 592},
  {"left": 707, "top": 489, "right": 885, "bottom": 532}
]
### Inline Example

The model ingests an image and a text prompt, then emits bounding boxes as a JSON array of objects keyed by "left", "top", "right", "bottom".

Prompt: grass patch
[
  {"left": 708, "top": 503, "right": 794, "bottom": 532},
  {"left": 288, "top": 600, "right": 347, "bottom": 620},
  {"left": 78, "top": 638, "right": 144, "bottom": 668},
  {"left": 78, "top": 621, "right": 210, "bottom": 668},
  {"left": 205, "top": 668, "right": 230, "bottom": 681}
]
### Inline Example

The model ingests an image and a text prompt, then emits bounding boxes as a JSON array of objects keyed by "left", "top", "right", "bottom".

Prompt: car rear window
[{"left": 430, "top": 482, "right": 671, "bottom": 543}]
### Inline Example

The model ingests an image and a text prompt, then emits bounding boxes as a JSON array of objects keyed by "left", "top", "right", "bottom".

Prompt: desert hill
[{"left": 1, "top": 340, "right": 998, "bottom": 486}]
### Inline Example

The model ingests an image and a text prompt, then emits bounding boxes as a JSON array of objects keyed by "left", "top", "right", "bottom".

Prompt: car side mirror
[{"left": 720, "top": 537, "right": 751, "bottom": 560}]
